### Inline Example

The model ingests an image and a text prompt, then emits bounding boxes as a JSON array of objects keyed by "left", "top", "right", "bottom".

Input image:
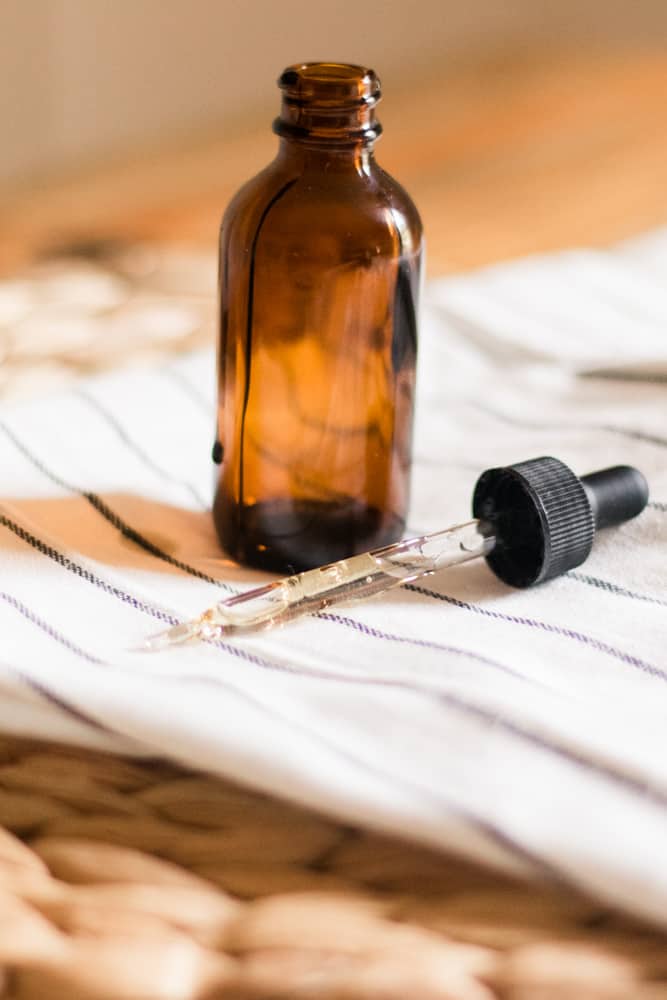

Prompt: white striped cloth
[{"left": 1, "top": 229, "right": 666, "bottom": 924}]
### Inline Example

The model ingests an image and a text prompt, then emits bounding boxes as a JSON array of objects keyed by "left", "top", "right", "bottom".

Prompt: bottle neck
[
  {"left": 273, "top": 62, "right": 382, "bottom": 158},
  {"left": 276, "top": 137, "right": 375, "bottom": 174}
]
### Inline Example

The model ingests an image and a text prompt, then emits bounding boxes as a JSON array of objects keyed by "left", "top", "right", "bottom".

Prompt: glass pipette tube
[
  {"left": 144, "top": 519, "right": 495, "bottom": 650},
  {"left": 142, "top": 457, "right": 650, "bottom": 651}
]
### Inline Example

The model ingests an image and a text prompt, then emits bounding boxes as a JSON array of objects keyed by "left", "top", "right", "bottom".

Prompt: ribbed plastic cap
[
  {"left": 472, "top": 456, "right": 596, "bottom": 587},
  {"left": 472, "top": 456, "right": 649, "bottom": 587}
]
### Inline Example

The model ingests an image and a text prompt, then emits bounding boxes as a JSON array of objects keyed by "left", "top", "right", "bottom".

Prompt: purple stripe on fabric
[
  {"left": 3, "top": 500, "right": 666, "bottom": 804},
  {"left": 0, "top": 662, "right": 112, "bottom": 734},
  {"left": 0, "top": 591, "right": 105, "bottom": 665},
  {"left": 474, "top": 401, "right": 667, "bottom": 451},
  {"left": 186, "top": 672, "right": 565, "bottom": 885},
  {"left": 434, "top": 688, "right": 667, "bottom": 807},
  {"left": 405, "top": 582, "right": 667, "bottom": 682},
  {"left": 0, "top": 510, "right": 299, "bottom": 679},
  {"left": 318, "top": 610, "right": 540, "bottom": 688},
  {"left": 0, "top": 521, "right": 550, "bottom": 881},
  {"left": 203, "top": 650, "right": 667, "bottom": 809},
  {"left": 0, "top": 509, "right": 537, "bottom": 687},
  {"left": 0, "top": 510, "right": 661, "bottom": 886},
  {"left": 0, "top": 512, "right": 177, "bottom": 626}
]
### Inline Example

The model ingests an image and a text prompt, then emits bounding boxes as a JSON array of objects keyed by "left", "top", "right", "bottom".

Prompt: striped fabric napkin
[{"left": 2, "top": 230, "right": 666, "bottom": 924}]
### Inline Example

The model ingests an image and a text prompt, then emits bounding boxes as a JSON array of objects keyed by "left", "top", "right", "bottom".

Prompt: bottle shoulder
[
  {"left": 221, "top": 154, "right": 422, "bottom": 260},
  {"left": 371, "top": 163, "right": 423, "bottom": 245},
  {"left": 219, "top": 159, "right": 296, "bottom": 243}
]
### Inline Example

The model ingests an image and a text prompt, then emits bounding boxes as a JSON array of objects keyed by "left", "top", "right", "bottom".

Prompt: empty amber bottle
[{"left": 213, "top": 62, "right": 423, "bottom": 572}]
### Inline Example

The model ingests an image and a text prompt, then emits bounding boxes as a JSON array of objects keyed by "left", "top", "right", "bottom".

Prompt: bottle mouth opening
[{"left": 278, "top": 62, "right": 381, "bottom": 108}]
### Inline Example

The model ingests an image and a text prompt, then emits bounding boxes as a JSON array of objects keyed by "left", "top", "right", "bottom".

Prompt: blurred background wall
[{"left": 2, "top": 0, "right": 667, "bottom": 187}]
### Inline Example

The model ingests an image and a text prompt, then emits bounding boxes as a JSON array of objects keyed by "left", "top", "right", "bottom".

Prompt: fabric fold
[{"left": 1, "top": 232, "right": 665, "bottom": 925}]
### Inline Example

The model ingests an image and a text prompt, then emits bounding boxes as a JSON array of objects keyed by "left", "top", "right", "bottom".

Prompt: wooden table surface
[{"left": 2, "top": 45, "right": 667, "bottom": 276}]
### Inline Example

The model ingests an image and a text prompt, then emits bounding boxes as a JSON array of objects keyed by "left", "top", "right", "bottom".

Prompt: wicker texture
[{"left": 0, "top": 735, "right": 665, "bottom": 1000}]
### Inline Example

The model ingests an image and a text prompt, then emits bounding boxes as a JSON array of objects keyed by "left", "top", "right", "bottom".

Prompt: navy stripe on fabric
[
  {"left": 0, "top": 524, "right": 553, "bottom": 881},
  {"left": 3, "top": 409, "right": 663, "bottom": 681},
  {"left": 6, "top": 506, "right": 667, "bottom": 905},
  {"left": 160, "top": 366, "right": 213, "bottom": 417},
  {"left": 569, "top": 571, "right": 667, "bottom": 610},
  {"left": 0, "top": 510, "right": 532, "bottom": 685},
  {"left": 75, "top": 388, "right": 208, "bottom": 509},
  {"left": 158, "top": 368, "right": 667, "bottom": 620},
  {"left": 0, "top": 511, "right": 177, "bottom": 626},
  {"left": 2, "top": 509, "right": 666, "bottom": 814},
  {"left": 0, "top": 419, "right": 229, "bottom": 589}
]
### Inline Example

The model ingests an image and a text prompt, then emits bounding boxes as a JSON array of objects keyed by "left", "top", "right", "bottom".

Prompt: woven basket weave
[{"left": 1, "top": 733, "right": 666, "bottom": 1000}]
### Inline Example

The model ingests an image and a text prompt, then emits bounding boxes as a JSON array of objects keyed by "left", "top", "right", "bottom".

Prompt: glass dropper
[
  {"left": 145, "top": 518, "right": 493, "bottom": 649},
  {"left": 142, "top": 457, "right": 648, "bottom": 651}
]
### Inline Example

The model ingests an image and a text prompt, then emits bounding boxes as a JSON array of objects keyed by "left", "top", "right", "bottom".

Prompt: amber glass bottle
[{"left": 213, "top": 62, "right": 423, "bottom": 572}]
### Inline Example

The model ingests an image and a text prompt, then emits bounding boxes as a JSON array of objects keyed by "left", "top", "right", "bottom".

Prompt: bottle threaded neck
[{"left": 274, "top": 62, "right": 382, "bottom": 145}]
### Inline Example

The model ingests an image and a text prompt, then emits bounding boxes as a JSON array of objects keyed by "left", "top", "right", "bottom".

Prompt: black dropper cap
[{"left": 472, "top": 456, "right": 649, "bottom": 588}]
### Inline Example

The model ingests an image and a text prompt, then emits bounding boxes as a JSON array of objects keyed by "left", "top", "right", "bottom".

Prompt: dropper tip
[
  {"left": 137, "top": 632, "right": 175, "bottom": 653},
  {"left": 133, "top": 620, "right": 203, "bottom": 653}
]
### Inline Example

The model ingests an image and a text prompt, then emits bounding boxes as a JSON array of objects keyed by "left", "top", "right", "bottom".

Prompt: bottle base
[{"left": 214, "top": 498, "right": 405, "bottom": 574}]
